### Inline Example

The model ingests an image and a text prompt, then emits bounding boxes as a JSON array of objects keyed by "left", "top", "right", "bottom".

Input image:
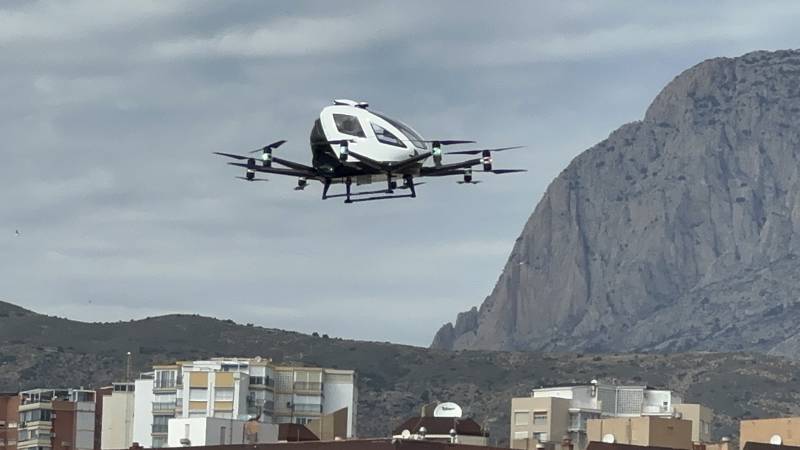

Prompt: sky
[{"left": 1, "top": 1, "right": 800, "bottom": 347}]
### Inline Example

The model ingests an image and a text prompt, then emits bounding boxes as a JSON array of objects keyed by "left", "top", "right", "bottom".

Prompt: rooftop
[{"left": 393, "top": 417, "right": 485, "bottom": 437}]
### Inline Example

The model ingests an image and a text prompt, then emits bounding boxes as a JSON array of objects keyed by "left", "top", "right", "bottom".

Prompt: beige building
[
  {"left": 511, "top": 396, "right": 577, "bottom": 450},
  {"left": 100, "top": 383, "right": 135, "bottom": 450},
  {"left": 586, "top": 416, "right": 692, "bottom": 450},
  {"left": 674, "top": 403, "right": 713, "bottom": 443},
  {"left": 740, "top": 417, "right": 800, "bottom": 447},
  {"left": 511, "top": 382, "right": 714, "bottom": 450}
]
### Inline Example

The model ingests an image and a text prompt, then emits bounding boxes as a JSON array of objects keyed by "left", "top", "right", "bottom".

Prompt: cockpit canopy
[{"left": 317, "top": 100, "right": 426, "bottom": 154}]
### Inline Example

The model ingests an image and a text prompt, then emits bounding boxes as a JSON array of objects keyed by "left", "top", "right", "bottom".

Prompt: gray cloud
[{"left": 2, "top": 0, "right": 800, "bottom": 346}]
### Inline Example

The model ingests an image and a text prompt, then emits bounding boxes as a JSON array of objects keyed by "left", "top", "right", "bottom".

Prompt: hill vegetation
[{"left": 2, "top": 301, "right": 800, "bottom": 445}]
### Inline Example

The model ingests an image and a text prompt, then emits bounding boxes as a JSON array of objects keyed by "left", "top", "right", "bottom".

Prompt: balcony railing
[
  {"left": 293, "top": 382, "right": 323, "bottom": 392},
  {"left": 293, "top": 403, "right": 323, "bottom": 413},
  {"left": 152, "top": 424, "right": 168, "bottom": 434},
  {"left": 249, "top": 377, "right": 276, "bottom": 388},
  {"left": 152, "top": 402, "right": 176, "bottom": 412}
]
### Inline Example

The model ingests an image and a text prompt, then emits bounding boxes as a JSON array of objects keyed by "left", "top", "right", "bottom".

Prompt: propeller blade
[
  {"left": 410, "top": 139, "right": 476, "bottom": 146},
  {"left": 488, "top": 169, "right": 527, "bottom": 174},
  {"left": 214, "top": 152, "right": 250, "bottom": 160},
  {"left": 235, "top": 176, "right": 268, "bottom": 182},
  {"left": 446, "top": 145, "right": 525, "bottom": 156},
  {"left": 248, "top": 140, "right": 287, "bottom": 154}
]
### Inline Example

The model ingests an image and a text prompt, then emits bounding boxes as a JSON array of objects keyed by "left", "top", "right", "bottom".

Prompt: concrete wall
[
  {"left": 740, "top": 418, "right": 800, "bottom": 446},
  {"left": 167, "top": 417, "right": 278, "bottom": 447},
  {"left": 673, "top": 403, "right": 714, "bottom": 443},
  {"left": 101, "top": 391, "right": 135, "bottom": 449},
  {"left": 322, "top": 371, "right": 356, "bottom": 438},
  {"left": 587, "top": 417, "right": 692, "bottom": 450},
  {"left": 307, "top": 408, "right": 348, "bottom": 441},
  {"left": 510, "top": 397, "right": 571, "bottom": 450},
  {"left": 132, "top": 379, "right": 153, "bottom": 447}
]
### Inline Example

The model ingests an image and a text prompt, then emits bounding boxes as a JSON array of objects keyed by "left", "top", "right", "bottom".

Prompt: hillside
[
  {"left": 433, "top": 49, "right": 800, "bottom": 357},
  {"left": 3, "top": 301, "right": 800, "bottom": 445}
]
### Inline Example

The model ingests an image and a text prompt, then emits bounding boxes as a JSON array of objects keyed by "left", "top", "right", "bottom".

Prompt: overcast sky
[{"left": 1, "top": 1, "right": 800, "bottom": 347}]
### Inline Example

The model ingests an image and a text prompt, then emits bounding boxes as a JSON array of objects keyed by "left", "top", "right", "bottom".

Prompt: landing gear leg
[
  {"left": 404, "top": 175, "right": 417, "bottom": 198},
  {"left": 387, "top": 173, "right": 394, "bottom": 194},
  {"left": 345, "top": 177, "right": 353, "bottom": 204},
  {"left": 322, "top": 178, "right": 331, "bottom": 200}
]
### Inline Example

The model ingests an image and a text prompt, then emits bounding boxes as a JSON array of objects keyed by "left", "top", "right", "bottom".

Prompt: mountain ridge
[{"left": 432, "top": 49, "right": 800, "bottom": 357}]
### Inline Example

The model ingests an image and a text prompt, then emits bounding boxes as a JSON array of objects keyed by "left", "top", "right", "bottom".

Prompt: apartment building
[
  {"left": 740, "top": 417, "right": 800, "bottom": 447},
  {"left": 99, "top": 383, "right": 135, "bottom": 450},
  {"left": 1, "top": 393, "right": 20, "bottom": 450},
  {"left": 510, "top": 381, "right": 712, "bottom": 450},
  {"left": 17, "top": 389, "right": 96, "bottom": 450},
  {"left": 586, "top": 416, "right": 693, "bottom": 450},
  {"left": 129, "top": 357, "right": 357, "bottom": 448}
]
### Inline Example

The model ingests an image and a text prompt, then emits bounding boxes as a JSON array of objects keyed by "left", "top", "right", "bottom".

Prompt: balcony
[
  {"left": 18, "top": 402, "right": 51, "bottom": 413},
  {"left": 293, "top": 404, "right": 322, "bottom": 414},
  {"left": 249, "top": 377, "right": 276, "bottom": 389},
  {"left": 152, "top": 402, "right": 177, "bottom": 413},
  {"left": 293, "top": 382, "right": 323, "bottom": 393}
]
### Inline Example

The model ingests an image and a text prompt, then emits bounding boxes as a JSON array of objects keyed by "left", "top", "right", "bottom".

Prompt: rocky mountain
[
  {"left": 432, "top": 49, "right": 800, "bottom": 357},
  {"left": 3, "top": 300, "right": 800, "bottom": 445}
]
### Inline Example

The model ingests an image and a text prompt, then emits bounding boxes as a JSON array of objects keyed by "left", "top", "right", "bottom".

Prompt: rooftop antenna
[{"left": 126, "top": 351, "right": 132, "bottom": 382}]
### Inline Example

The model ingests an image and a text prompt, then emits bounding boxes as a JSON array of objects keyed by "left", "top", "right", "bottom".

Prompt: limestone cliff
[{"left": 433, "top": 50, "right": 800, "bottom": 357}]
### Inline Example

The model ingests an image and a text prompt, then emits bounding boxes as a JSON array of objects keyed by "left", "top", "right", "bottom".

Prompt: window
[
  {"left": 533, "top": 412, "right": 547, "bottom": 425},
  {"left": 373, "top": 111, "right": 427, "bottom": 149},
  {"left": 514, "top": 431, "right": 529, "bottom": 440},
  {"left": 154, "top": 371, "right": 176, "bottom": 389},
  {"left": 214, "top": 388, "right": 234, "bottom": 401},
  {"left": 371, "top": 123, "right": 406, "bottom": 148},
  {"left": 219, "top": 427, "right": 227, "bottom": 445},
  {"left": 152, "top": 416, "right": 169, "bottom": 433},
  {"left": 514, "top": 412, "right": 530, "bottom": 426},
  {"left": 189, "top": 388, "right": 207, "bottom": 401},
  {"left": 533, "top": 432, "right": 547, "bottom": 442},
  {"left": 151, "top": 437, "right": 167, "bottom": 449},
  {"left": 333, "top": 114, "right": 365, "bottom": 137},
  {"left": 19, "top": 409, "right": 51, "bottom": 423}
]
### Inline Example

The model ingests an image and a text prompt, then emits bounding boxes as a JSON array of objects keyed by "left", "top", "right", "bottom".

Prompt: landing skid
[{"left": 322, "top": 179, "right": 424, "bottom": 203}]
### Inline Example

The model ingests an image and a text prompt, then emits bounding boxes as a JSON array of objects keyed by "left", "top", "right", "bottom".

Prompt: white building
[
  {"left": 132, "top": 375, "right": 154, "bottom": 447},
  {"left": 166, "top": 418, "right": 278, "bottom": 447},
  {"left": 127, "top": 357, "right": 357, "bottom": 447},
  {"left": 531, "top": 381, "right": 683, "bottom": 417},
  {"left": 101, "top": 383, "right": 135, "bottom": 450}
]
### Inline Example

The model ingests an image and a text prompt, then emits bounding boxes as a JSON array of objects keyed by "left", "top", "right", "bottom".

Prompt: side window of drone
[
  {"left": 333, "top": 114, "right": 365, "bottom": 137},
  {"left": 371, "top": 123, "right": 406, "bottom": 148}
]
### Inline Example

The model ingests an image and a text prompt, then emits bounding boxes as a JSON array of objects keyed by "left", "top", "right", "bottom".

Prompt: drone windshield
[
  {"left": 333, "top": 113, "right": 365, "bottom": 137},
  {"left": 372, "top": 111, "right": 427, "bottom": 150},
  {"left": 371, "top": 123, "right": 406, "bottom": 148}
]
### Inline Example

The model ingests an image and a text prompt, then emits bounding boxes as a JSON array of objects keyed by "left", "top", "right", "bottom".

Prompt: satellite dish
[
  {"left": 401, "top": 430, "right": 412, "bottom": 439},
  {"left": 602, "top": 434, "right": 616, "bottom": 444},
  {"left": 770, "top": 435, "right": 783, "bottom": 446},
  {"left": 434, "top": 402, "right": 463, "bottom": 418}
]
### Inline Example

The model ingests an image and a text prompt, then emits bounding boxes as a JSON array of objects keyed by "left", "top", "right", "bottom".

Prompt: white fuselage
[{"left": 318, "top": 103, "right": 429, "bottom": 164}]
